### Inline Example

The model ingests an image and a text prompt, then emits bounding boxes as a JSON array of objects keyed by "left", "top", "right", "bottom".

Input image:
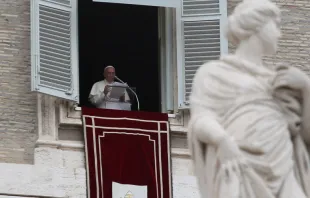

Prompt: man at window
[{"left": 89, "top": 65, "right": 130, "bottom": 110}]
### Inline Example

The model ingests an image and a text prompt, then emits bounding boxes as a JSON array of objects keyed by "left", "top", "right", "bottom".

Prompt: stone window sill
[
  {"left": 59, "top": 101, "right": 187, "bottom": 133},
  {"left": 74, "top": 106, "right": 178, "bottom": 118}
]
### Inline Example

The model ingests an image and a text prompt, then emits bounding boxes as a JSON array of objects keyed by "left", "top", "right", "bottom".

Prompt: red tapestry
[{"left": 82, "top": 107, "right": 172, "bottom": 198}]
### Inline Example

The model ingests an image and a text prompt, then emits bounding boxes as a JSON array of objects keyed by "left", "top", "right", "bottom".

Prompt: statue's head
[{"left": 226, "top": 0, "right": 281, "bottom": 55}]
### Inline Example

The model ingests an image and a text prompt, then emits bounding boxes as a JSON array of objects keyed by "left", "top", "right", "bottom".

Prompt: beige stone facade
[
  {"left": 2, "top": 0, "right": 309, "bottom": 165},
  {"left": 0, "top": 0, "right": 37, "bottom": 164},
  {"left": 0, "top": 0, "right": 310, "bottom": 197}
]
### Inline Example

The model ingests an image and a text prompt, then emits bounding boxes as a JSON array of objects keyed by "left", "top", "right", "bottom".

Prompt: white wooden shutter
[
  {"left": 31, "top": 0, "right": 79, "bottom": 102},
  {"left": 93, "top": 0, "right": 180, "bottom": 8},
  {"left": 176, "top": 0, "right": 228, "bottom": 108}
]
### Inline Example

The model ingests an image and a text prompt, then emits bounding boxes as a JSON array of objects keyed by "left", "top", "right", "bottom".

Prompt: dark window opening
[{"left": 78, "top": 0, "right": 161, "bottom": 112}]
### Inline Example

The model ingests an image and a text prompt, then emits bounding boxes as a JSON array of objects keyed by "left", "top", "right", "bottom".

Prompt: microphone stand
[{"left": 114, "top": 76, "right": 140, "bottom": 111}]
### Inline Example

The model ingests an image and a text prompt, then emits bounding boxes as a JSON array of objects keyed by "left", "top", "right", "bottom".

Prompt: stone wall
[
  {"left": 271, "top": 0, "right": 310, "bottom": 75},
  {"left": 0, "top": 0, "right": 37, "bottom": 164},
  {"left": 0, "top": 147, "right": 199, "bottom": 198}
]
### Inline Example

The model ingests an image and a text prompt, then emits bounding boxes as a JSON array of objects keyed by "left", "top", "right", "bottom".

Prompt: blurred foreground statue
[{"left": 188, "top": 0, "right": 310, "bottom": 197}]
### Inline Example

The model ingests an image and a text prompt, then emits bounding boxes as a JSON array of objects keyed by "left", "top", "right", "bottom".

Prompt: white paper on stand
[
  {"left": 112, "top": 181, "right": 148, "bottom": 198},
  {"left": 107, "top": 82, "right": 128, "bottom": 100}
]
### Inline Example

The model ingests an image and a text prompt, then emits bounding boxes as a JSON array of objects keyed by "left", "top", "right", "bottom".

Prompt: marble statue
[{"left": 188, "top": 0, "right": 310, "bottom": 197}]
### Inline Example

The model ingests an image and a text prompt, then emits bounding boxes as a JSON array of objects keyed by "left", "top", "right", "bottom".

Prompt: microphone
[{"left": 115, "top": 76, "right": 140, "bottom": 111}]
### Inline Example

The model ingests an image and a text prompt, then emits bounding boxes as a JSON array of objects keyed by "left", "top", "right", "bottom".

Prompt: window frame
[
  {"left": 92, "top": 0, "right": 179, "bottom": 8},
  {"left": 78, "top": 2, "right": 177, "bottom": 113},
  {"left": 31, "top": 0, "right": 228, "bottom": 112},
  {"left": 158, "top": 7, "right": 176, "bottom": 113}
]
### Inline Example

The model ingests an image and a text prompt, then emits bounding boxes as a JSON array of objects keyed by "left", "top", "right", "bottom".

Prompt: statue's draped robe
[{"left": 188, "top": 55, "right": 310, "bottom": 198}]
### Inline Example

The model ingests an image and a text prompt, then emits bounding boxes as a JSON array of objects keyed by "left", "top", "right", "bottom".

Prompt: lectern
[{"left": 105, "top": 100, "right": 131, "bottom": 111}]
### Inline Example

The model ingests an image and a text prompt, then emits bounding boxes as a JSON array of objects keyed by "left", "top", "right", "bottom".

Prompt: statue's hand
[
  {"left": 217, "top": 137, "right": 248, "bottom": 173},
  {"left": 273, "top": 65, "right": 310, "bottom": 91},
  {"left": 217, "top": 137, "right": 265, "bottom": 173}
]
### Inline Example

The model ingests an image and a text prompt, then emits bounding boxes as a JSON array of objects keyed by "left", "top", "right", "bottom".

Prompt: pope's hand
[
  {"left": 104, "top": 85, "right": 111, "bottom": 95},
  {"left": 119, "top": 95, "right": 125, "bottom": 102}
]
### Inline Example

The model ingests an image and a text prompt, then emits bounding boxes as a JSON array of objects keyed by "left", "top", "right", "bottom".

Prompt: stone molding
[
  {"left": 58, "top": 100, "right": 188, "bottom": 132},
  {"left": 36, "top": 96, "right": 189, "bottom": 152}
]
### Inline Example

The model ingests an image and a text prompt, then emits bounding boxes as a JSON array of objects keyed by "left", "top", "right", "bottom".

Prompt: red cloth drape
[
  {"left": 82, "top": 107, "right": 172, "bottom": 198},
  {"left": 100, "top": 133, "right": 157, "bottom": 198}
]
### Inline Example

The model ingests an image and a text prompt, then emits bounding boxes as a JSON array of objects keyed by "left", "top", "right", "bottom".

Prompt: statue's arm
[
  {"left": 273, "top": 66, "right": 310, "bottom": 144},
  {"left": 188, "top": 64, "right": 260, "bottom": 167},
  {"left": 188, "top": 64, "right": 230, "bottom": 146},
  {"left": 189, "top": 104, "right": 230, "bottom": 146}
]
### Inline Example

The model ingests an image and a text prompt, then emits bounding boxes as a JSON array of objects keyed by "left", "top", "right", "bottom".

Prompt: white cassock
[{"left": 89, "top": 79, "right": 130, "bottom": 110}]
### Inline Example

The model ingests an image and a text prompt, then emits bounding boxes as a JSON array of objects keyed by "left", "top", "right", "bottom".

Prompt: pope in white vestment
[{"left": 89, "top": 66, "right": 130, "bottom": 110}]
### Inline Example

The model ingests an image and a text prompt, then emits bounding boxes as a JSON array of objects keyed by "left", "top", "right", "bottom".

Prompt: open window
[
  {"left": 31, "top": 0, "right": 228, "bottom": 112},
  {"left": 77, "top": 1, "right": 178, "bottom": 113}
]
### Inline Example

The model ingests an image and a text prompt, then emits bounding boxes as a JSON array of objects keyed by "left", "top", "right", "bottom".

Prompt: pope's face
[{"left": 104, "top": 67, "right": 115, "bottom": 83}]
